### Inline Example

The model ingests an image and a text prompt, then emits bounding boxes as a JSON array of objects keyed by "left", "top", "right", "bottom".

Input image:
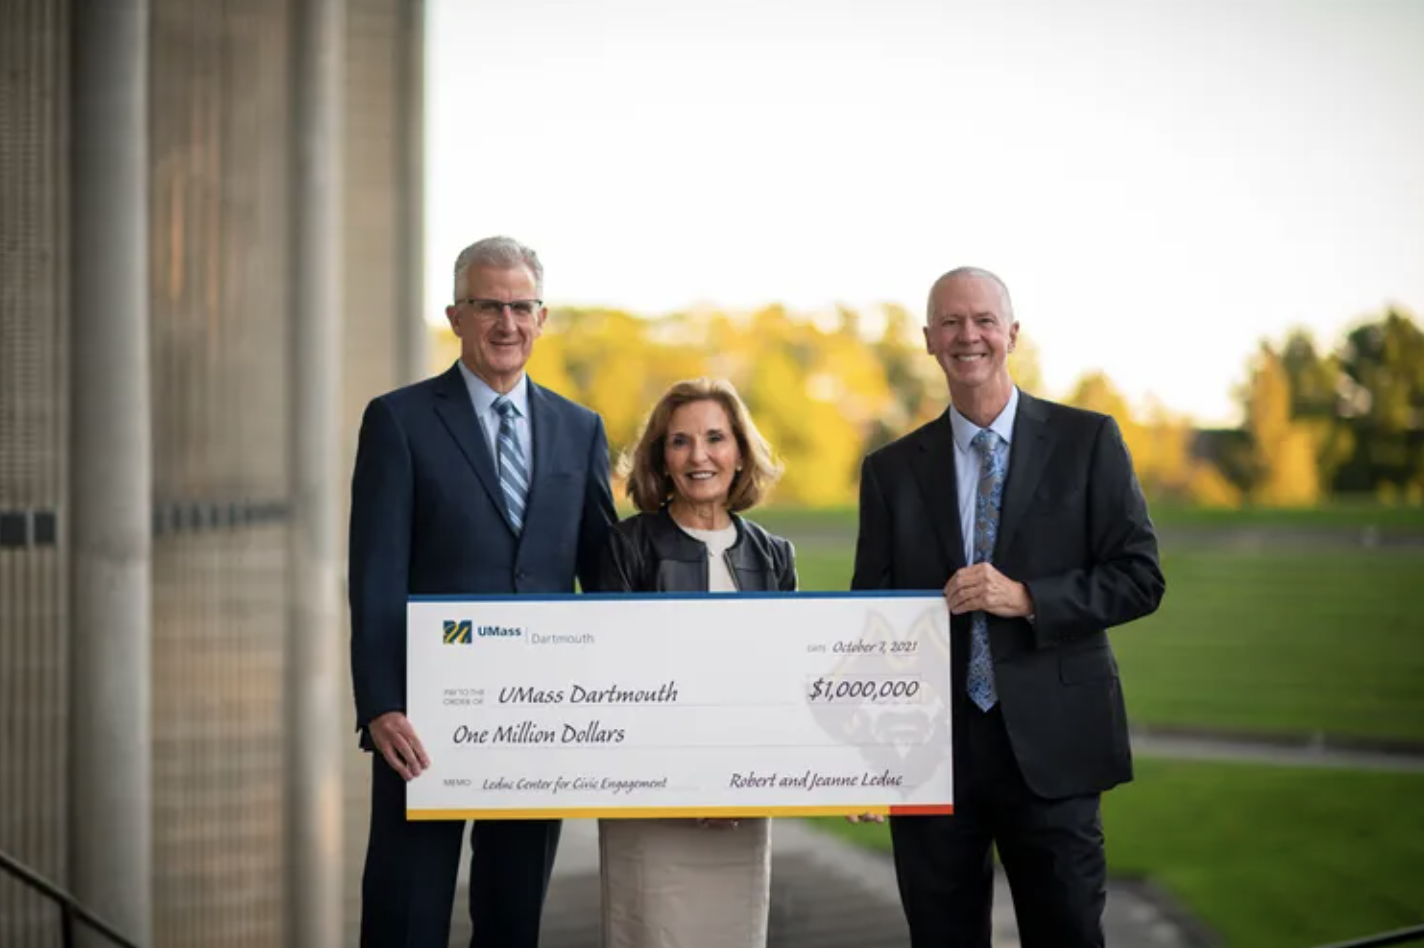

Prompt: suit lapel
[
  {"left": 993, "top": 391, "right": 1052, "bottom": 561},
  {"left": 910, "top": 413, "right": 967, "bottom": 573},
  {"left": 522, "top": 380, "right": 565, "bottom": 537},
  {"left": 431, "top": 363, "right": 514, "bottom": 533}
]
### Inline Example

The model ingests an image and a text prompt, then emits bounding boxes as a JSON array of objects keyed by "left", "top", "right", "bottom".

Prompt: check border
[
  {"left": 409, "top": 590, "right": 944, "bottom": 602},
  {"left": 410, "top": 804, "right": 955, "bottom": 821}
]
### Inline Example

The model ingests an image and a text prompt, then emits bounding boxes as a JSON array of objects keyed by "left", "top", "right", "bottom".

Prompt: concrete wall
[{"left": 0, "top": 1, "right": 424, "bottom": 944}]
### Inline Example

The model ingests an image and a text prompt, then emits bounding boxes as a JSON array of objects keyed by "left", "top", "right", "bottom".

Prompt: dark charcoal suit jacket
[{"left": 852, "top": 390, "right": 1165, "bottom": 799}]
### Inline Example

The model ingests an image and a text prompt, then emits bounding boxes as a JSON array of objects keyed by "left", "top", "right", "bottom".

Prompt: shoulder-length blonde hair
[{"left": 620, "top": 378, "right": 783, "bottom": 514}]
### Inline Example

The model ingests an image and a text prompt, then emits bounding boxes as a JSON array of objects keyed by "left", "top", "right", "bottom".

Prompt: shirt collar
[
  {"left": 456, "top": 361, "right": 530, "bottom": 420},
  {"left": 948, "top": 385, "right": 1020, "bottom": 453}
]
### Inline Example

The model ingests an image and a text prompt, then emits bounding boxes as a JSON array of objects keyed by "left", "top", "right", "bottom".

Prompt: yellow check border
[{"left": 407, "top": 804, "right": 951, "bottom": 821}]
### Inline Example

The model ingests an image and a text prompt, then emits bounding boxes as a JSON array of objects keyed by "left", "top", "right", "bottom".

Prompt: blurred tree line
[
  {"left": 428, "top": 305, "right": 1423, "bottom": 508},
  {"left": 1228, "top": 308, "right": 1424, "bottom": 506}
]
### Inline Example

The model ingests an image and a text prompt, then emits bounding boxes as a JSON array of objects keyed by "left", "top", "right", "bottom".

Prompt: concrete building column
[
  {"left": 68, "top": 1, "right": 153, "bottom": 945},
  {"left": 285, "top": 0, "right": 345, "bottom": 946},
  {"left": 397, "top": 0, "right": 428, "bottom": 384}
]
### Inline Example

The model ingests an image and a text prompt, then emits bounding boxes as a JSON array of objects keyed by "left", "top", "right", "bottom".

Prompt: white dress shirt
[{"left": 457, "top": 362, "right": 534, "bottom": 481}]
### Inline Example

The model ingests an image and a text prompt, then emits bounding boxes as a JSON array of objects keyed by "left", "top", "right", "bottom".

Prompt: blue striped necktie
[
  {"left": 492, "top": 397, "right": 528, "bottom": 533},
  {"left": 968, "top": 428, "right": 1008, "bottom": 711}
]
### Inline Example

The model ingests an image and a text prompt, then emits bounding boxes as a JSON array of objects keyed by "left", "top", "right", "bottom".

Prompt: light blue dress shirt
[
  {"left": 457, "top": 362, "right": 534, "bottom": 482},
  {"left": 948, "top": 386, "right": 1020, "bottom": 565}
]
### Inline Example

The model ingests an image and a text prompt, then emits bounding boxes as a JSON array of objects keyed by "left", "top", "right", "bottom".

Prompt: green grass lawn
[
  {"left": 1115, "top": 549, "right": 1424, "bottom": 744},
  {"left": 813, "top": 759, "right": 1424, "bottom": 948},
  {"left": 1148, "top": 502, "right": 1424, "bottom": 534},
  {"left": 768, "top": 511, "right": 1424, "bottom": 744}
]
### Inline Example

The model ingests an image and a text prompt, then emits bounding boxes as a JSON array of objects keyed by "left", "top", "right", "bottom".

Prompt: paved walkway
[
  {"left": 528, "top": 819, "right": 1202, "bottom": 948},
  {"left": 1131, "top": 727, "right": 1424, "bottom": 772},
  {"left": 444, "top": 728, "right": 1424, "bottom": 947}
]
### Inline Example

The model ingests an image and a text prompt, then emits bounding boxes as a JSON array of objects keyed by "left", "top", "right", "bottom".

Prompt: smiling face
[
  {"left": 924, "top": 272, "right": 1018, "bottom": 398},
  {"left": 663, "top": 398, "right": 742, "bottom": 513},
  {"left": 444, "top": 263, "right": 547, "bottom": 394}
]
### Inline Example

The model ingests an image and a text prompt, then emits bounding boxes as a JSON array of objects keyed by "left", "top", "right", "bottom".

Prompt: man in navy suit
[{"left": 349, "top": 236, "right": 616, "bottom": 947}]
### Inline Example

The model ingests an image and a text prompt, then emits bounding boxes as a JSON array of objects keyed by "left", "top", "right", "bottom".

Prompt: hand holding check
[{"left": 370, "top": 710, "right": 431, "bottom": 781}]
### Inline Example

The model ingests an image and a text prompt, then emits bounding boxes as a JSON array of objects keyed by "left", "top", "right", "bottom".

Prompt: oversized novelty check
[{"left": 405, "top": 592, "right": 953, "bottom": 820}]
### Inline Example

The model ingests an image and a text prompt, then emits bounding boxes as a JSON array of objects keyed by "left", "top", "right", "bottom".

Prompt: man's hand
[
  {"left": 369, "top": 711, "right": 431, "bottom": 781},
  {"left": 845, "top": 813, "right": 886, "bottom": 824},
  {"left": 945, "top": 564, "right": 1034, "bottom": 618}
]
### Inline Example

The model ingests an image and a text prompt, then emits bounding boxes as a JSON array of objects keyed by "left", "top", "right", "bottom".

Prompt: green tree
[
  {"left": 1278, "top": 329, "right": 1354, "bottom": 490},
  {"left": 1335, "top": 309, "right": 1424, "bottom": 500}
]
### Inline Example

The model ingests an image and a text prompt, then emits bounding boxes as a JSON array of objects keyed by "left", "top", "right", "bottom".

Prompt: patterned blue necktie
[
  {"left": 968, "top": 428, "right": 1008, "bottom": 710},
  {"left": 492, "top": 397, "right": 528, "bottom": 534}
]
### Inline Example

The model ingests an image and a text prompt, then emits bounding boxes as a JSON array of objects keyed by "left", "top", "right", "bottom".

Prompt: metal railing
[
  {"left": 1312, "top": 925, "right": 1424, "bottom": 948},
  {"left": 0, "top": 847, "right": 145, "bottom": 948}
]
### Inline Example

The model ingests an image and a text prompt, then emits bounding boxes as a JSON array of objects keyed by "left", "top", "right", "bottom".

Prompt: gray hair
[
  {"left": 452, "top": 236, "right": 544, "bottom": 299},
  {"left": 927, "top": 266, "right": 1015, "bottom": 322}
]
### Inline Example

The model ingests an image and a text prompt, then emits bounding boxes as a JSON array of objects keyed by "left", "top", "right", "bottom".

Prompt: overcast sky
[{"left": 426, "top": 0, "right": 1424, "bottom": 424}]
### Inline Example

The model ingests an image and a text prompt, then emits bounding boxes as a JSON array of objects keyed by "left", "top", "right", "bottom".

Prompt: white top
[
  {"left": 456, "top": 361, "right": 534, "bottom": 479},
  {"left": 947, "top": 386, "right": 1019, "bottom": 565},
  {"left": 676, "top": 522, "right": 739, "bottom": 592}
]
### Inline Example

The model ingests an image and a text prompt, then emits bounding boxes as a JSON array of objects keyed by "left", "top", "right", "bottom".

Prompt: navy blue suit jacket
[{"left": 348, "top": 363, "right": 616, "bottom": 740}]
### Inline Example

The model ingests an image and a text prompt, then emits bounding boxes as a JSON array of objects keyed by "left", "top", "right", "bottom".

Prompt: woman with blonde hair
[{"left": 596, "top": 377, "right": 795, "bottom": 948}]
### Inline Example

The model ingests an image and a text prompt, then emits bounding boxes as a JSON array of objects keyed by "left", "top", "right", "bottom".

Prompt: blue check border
[{"left": 409, "top": 590, "right": 941, "bottom": 603}]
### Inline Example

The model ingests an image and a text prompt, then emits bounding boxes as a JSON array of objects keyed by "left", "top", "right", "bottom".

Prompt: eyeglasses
[{"left": 458, "top": 298, "right": 543, "bottom": 320}]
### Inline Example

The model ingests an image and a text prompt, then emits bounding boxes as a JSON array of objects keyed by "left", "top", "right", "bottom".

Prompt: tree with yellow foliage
[
  {"left": 431, "top": 303, "right": 907, "bottom": 507},
  {"left": 1065, "top": 371, "right": 1240, "bottom": 506},
  {"left": 707, "top": 305, "right": 897, "bottom": 506},
  {"left": 1241, "top": 345, "right": 1322, "bottom": 506},
  {"left": 425, "top": 300, "right": 1423, "bottom": 511}
]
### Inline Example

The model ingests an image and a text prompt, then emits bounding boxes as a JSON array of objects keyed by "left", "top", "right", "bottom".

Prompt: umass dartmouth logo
[
  {"left": 443, "top": 620, "right": 524, "bottom": 644},
  {"left": 443, "top": 620, "right": 473, "bottom": 645}
]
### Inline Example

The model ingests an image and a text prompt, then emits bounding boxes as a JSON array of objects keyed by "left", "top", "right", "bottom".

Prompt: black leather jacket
[{"left": 596, "top": 507, "right": 797, "bottom": 593}]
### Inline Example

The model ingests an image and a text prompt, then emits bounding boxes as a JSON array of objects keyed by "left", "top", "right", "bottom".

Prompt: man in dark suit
[
  {"left": 348, "top": 236, "right": 616, "bottom": 947},
  {"left": 852, "top": 267, "right": 1165, "bottom": 948}
]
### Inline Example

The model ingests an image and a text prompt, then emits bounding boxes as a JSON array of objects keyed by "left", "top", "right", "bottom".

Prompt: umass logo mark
[{"left": 443, "top": 620, "right": 472, "bottom": 645}]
